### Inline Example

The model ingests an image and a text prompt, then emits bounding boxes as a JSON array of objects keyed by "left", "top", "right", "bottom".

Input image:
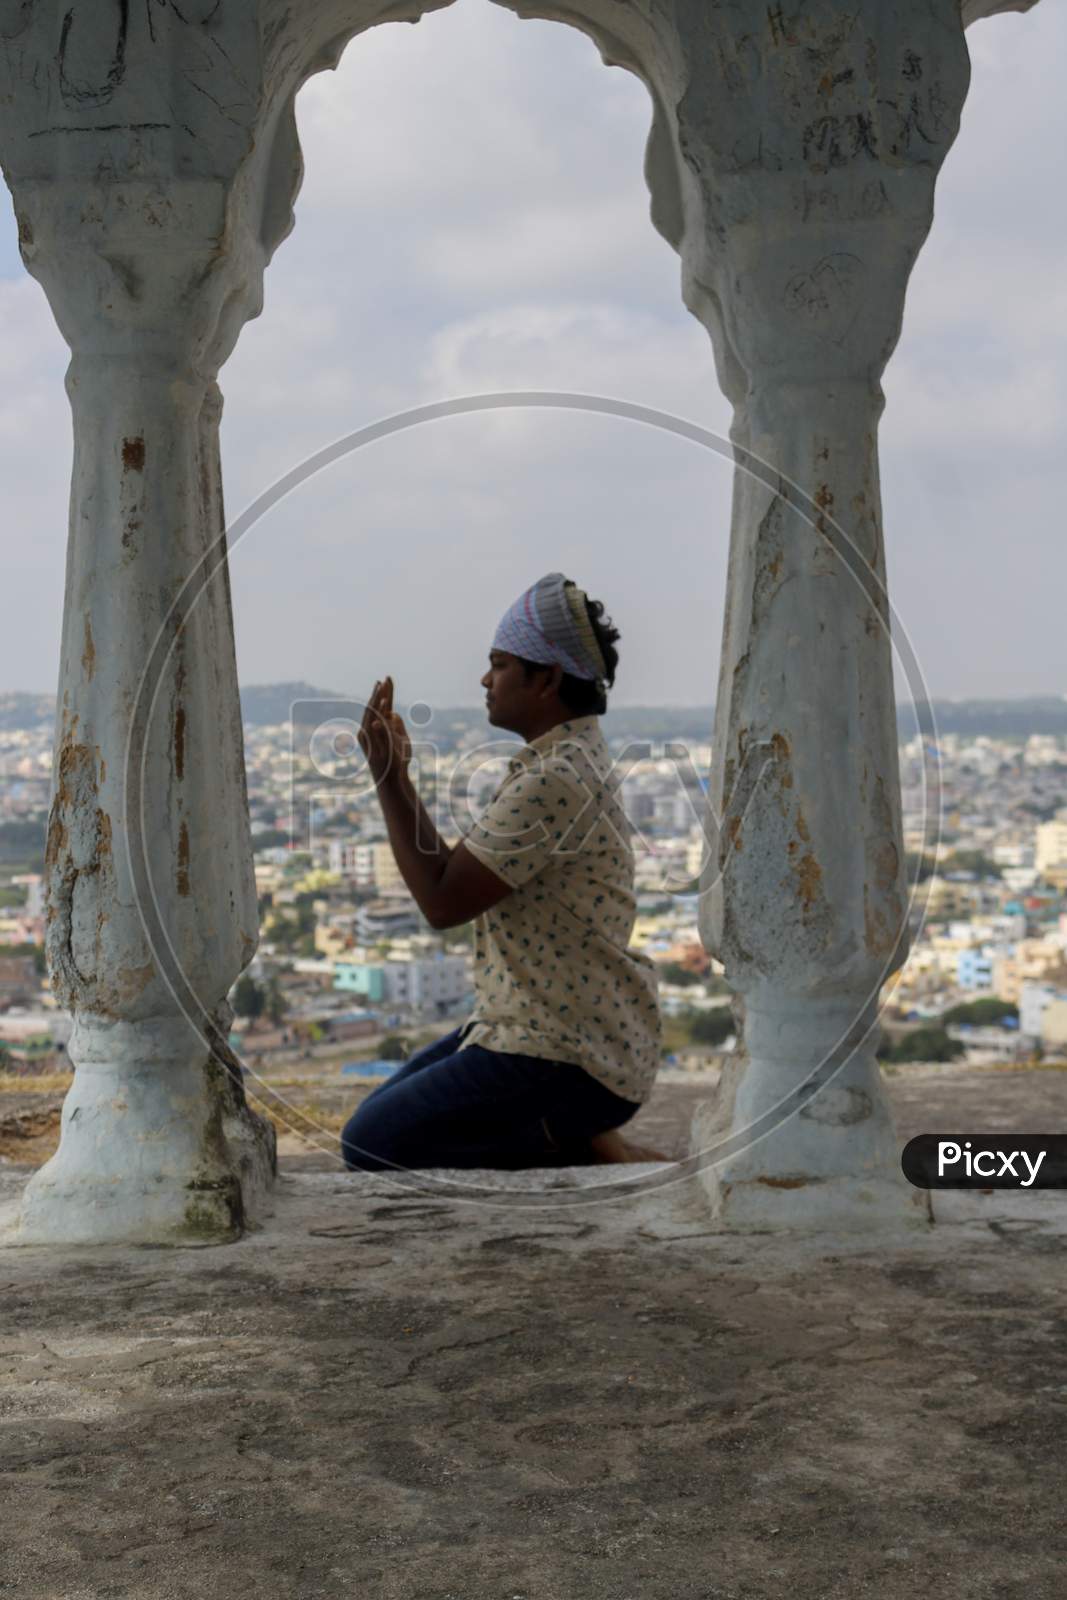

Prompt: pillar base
[
  {"left": 0, "top": 1015, "right": 276, "bottom": 1248},
  {"left": 689, "top": 1151, "right": 931, "bottom": 1234},
  {"left": 688, "top": 999, "right": 931, "bottom": 1234}
]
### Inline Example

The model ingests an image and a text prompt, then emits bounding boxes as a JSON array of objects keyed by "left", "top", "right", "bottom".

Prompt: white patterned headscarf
[{"left": 491, "top": 572, "right": 610, "bottom": 687}]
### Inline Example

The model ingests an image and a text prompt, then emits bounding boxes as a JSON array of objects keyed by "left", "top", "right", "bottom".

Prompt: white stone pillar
[
  {"left": 682, "top": 0, "right": 1040, "bottom": 1223},
  {"left": 0, "top": 17, "right": 267, "bottom": 1245},
  {"left": 692, "top": 360, "right": 923, "bottom": 1227},
  {"left": 11, "top": 195, "right": 274, "bottom": 1244},
  {"left": 0, "top": 0, "right": 458, "bottom": 1244},
  {"left": 670, "top": 3, "right": 971, "bottom": 1228}
]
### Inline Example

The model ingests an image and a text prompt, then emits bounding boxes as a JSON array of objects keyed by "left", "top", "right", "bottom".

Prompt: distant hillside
[
  {"left": 0, "top": 693, "right": 54, "bottom": 733},
  {"left": 239, "top": 692, "right": 713, "bottom": 739},
  {"left": 239, "top": 682, "right": 349, "bottom": 728},
  {"left": 898, "top": 697, "right": 1067, "bottom": 739},
  {"left": 2, "top": 686, "right": 1066, "bottom": 740},
  {"left": 602, "top": 700, "right": 1067, "bottom": 741}
]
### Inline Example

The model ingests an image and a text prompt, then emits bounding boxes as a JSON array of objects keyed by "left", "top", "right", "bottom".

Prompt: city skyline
[{"left": 4, "top": 682, "right": 1067, "bottom": 718}]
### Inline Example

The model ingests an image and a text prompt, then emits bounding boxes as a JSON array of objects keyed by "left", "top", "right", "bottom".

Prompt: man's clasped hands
[{"left": 357, "top": 677, "right": 412, "bottom": 790}]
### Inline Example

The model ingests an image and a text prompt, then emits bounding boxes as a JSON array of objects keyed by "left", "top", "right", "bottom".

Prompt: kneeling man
[{"left": 340, "top": 571, "right": 665, "bottom": 1172}]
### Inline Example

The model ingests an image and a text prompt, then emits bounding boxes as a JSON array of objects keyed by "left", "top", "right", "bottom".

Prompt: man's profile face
[{"left": 481, "top": 648, "right": 558, "bottom": 734}]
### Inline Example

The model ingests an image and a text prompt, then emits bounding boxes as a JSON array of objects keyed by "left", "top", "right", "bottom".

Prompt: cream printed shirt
[{"left": 458, "top": 715, "right": 663, "bottom": 1105}]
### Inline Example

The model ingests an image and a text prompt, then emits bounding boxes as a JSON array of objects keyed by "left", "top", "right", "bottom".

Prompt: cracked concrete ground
[{"left": 0, "top": 1068, "right": 1065, "bottom": 1599}]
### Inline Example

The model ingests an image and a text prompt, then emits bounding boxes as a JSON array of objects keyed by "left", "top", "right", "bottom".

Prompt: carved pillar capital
[
  {"left": 960, "top": 0, "right": 1043, "bottom": 23},
  {"left": 669, "top": 1, "right": 970, "bottom": 408}
]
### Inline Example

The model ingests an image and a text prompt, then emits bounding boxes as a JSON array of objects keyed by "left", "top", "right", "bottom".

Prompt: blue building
[
  {"left": 334, "top": 963, "right": 386, "bottom": 1001},
  {"left": 956, "top": 949, "right": 994, "bottom": 991}
]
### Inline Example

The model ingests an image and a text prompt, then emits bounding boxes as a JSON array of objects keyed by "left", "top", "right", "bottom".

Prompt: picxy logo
[{"left": 901, "top": 1135, "right": 1067, "bottom": 1189}]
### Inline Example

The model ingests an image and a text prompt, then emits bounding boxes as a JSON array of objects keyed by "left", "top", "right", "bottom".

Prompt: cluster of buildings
[
  {"left": 3, "top": 711, "right": 1067, "bottom": 1067},
  {"left": 887, "top": 734, "right": 1067, "bottom": 1051}
]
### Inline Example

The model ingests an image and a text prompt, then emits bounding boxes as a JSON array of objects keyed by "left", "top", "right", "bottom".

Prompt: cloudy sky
[{"left": 0, "top": 0, "right": 1063, "bottom": 710}]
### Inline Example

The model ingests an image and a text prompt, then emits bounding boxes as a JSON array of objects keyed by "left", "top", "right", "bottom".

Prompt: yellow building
[
  {"left": 290, "top": 868, "right": 342, "bottom": 895},
  {"left": 1036, "top": 810, "right": 1067, "bottom": 877},
  {"left": 993, "top": 937, "right": 1067, "bottom": 1004},
  {"left": 1042, "top": 999, "right": 1067, "bottom": 1049},
  {"left": 253, "top": 861, "right": 285, "bottom": 896},
  {"left": 369, "top": 844, "right": 404, "bottom": 893},
  {"left": 314, "top": 924, "right": 355, "bottom": 961}
]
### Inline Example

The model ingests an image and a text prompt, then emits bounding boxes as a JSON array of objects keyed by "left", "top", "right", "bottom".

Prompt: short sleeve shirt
[{"left": 457, "top": 715, "right": 663, "bottom": 1104}]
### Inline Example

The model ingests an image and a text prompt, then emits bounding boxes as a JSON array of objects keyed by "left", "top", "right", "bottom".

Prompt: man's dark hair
[{"left": 515, "top": 594, "right": 620, "bottom": 717}]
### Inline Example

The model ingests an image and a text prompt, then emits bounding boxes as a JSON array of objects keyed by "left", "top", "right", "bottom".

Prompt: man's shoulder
[{"left": 495, "top": 720, "right": 615, "bottom": 816}]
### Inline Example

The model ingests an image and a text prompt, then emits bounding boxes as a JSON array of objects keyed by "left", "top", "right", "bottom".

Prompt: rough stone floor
[{"left": 1, "top": 1068, "right": 1065, "bottom": 1600}]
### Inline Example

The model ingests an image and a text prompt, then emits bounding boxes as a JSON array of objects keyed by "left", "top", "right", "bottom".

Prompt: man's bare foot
[{"left": 587, "top": 1128, "right": 669, "bottom": 1164}]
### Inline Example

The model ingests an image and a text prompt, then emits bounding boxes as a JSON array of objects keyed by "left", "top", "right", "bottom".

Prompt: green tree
[
  {"left": 251, "top": 828, "right": 292, "bottom": 851},
  {"left": 883, "top": 1026, "right": 965, "bottom": 1064},
  {"left": 661, "top": 962, "right": 703, "bottom": 987},
  {"left": 905, "top": 852, "right": 937, "bottom": 883},
  {"left": 265, "top": 976, "right": 288, "bottom": 1026},
  {"left": 232, "top": 974, "right": 265, "bottom": 1021},
  {"left": 685, "top": 1008, "right": 735, "bottom": 1047},
  {"left": 0, "top": 820, "right": 46, "bottom": 867},
  {"left": 377, "top": 1034, "right": 409, "bottom": 1061},
  {"left": 269, "top": 915, "right": 301, "bottom": 951},
  {"left": 940, "top": 851, "right": 1002, "bottom": 880},
  {"left": 941, "top": 997, "right": 1018, "bottom": 1027},
  {"left": 0, "top": 940, "right": 47, "bottom": 976}
]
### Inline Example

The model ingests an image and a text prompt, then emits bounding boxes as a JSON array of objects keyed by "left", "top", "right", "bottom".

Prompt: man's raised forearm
[{"left": 376, "top": 767, "right": 454, "bottom": 924}]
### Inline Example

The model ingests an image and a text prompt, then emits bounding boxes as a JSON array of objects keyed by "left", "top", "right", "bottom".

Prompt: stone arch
[{"left": 0, "top": 0, "right": 1043, "bottom": 1246}]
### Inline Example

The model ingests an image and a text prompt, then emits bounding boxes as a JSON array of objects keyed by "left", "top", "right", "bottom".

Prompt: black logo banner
[{"left": 902, "top": 1135, "right": 1067, "bottom": 1190}]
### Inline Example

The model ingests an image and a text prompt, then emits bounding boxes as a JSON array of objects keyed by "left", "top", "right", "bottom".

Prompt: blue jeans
[{"left": 339, "top": 1027, "right": 641, "bottom": 1172}]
